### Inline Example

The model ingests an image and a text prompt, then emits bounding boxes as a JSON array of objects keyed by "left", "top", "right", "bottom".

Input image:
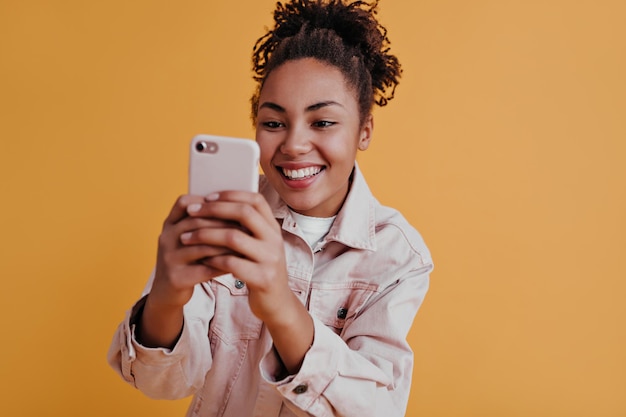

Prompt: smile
[{"left": 281, "top": 166, "right": 324, "bottom": 180}]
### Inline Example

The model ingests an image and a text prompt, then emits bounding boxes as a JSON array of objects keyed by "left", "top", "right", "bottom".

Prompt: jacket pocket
[
  {"left": 307, "top": 281, "right": 379, "bottom": 335},
  {"left": 209, "top": 274, "right": 263, "bottom": 344}
]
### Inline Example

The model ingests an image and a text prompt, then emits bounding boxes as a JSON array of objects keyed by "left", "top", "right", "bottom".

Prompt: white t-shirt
[{"left": 290, "top": 210, "right": 336, "bottom": 248}]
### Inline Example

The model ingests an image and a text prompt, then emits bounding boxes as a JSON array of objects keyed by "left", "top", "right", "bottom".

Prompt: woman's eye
[
  {"left": 263, "top": 121, "right": 283, "bottom": 129},
  {"left": 313, "top": 120, "right": 335, "bottom": 128}
]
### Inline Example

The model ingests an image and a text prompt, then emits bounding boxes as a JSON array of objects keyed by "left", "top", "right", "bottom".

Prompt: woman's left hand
[{"left": 181, "top": 191, "right": 294, "bottom": 324}]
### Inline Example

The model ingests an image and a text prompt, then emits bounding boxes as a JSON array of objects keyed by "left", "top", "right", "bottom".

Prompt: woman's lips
[
  {"left": 276, "top": 165, "right": 325, "bottom": 189},
  {"left": 280, "top": 166, "right": 323, "bottom": 180}
]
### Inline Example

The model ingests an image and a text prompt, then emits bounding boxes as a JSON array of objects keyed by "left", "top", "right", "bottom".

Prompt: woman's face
[{"left": 255, "top": 58, "right": 372, "bottom": 218}]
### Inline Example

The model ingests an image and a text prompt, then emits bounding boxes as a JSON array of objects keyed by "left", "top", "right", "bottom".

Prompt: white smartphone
[{"left": 188, "top": 134, "right": 260, "bottom": 196}]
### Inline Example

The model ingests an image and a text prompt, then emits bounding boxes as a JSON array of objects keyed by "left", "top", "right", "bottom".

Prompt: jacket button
[
  {"left": 337, "top": 307, "right": 348, "bottom": 319},
  {"left": 293, "top": 384, "right": 308, "bottom": 394},
  {"left": 234, "top": 279, "right": 245, "bottom": 289}
]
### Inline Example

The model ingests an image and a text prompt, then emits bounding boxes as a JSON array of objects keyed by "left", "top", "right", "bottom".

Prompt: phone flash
[{"left": 196, "top": 141, "right": 219, "bottom": 154}]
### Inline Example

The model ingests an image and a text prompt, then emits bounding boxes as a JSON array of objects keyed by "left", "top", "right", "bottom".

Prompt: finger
[
  {"left": 173, "top": 217, "right": 250, "bottom": 252},
  {"left": 202, "top": 254, "right": 251, "bottom": 280},
  {"left": 174, "top": 216, "right": 238, "bottom": 236},
  {"left": 180, "top": 226, "right": 251, "bottom": 249},
  {"left": 163, "top": 194, "right": 205, "bottom": 225},
  {"left": 163, "top": 263, "right": 222, "bottom": 288},
  {"left": 195, "top": 200, "right": 276, "bottom": 240},
  {"left": 158, "top": 218, "right": 230, "bottom": 255},
  {"left": 207, "top": 191, "right": 276, "bottom": 225},
  {"left": 179, "top": 230, "right": 240, "bottom": 258},
  {"left": 200, "top": 253, "right": 242, "bottom": 268},
  {"left": 168, "top": 243, "right": 237, "bottom": 265},
  {"left": 182, "top": 225, "right": 273, "bottom": 265}
]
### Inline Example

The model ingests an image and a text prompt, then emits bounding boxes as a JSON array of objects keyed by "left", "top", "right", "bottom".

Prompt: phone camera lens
[{"left": 195, "top": 141, "right": 207, "bottom": 152}]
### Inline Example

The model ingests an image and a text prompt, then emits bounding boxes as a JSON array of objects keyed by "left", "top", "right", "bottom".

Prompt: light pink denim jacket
[{"left": 108, "top": 164, "right": 433, "bottom": 417}]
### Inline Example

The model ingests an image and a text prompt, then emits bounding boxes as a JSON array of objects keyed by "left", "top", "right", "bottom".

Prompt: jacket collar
[{"left": 260, "top": 162, "right": 377, "bottom": 251}]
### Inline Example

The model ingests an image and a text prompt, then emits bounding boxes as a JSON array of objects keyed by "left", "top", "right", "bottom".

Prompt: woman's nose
[{"left": 279, "top": 126, "right": 313, "bottom": 156}]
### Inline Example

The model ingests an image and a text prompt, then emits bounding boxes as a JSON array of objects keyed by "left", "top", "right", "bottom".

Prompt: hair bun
[{"left": 251, "top": 0, "right": 402, "bottom": 123}]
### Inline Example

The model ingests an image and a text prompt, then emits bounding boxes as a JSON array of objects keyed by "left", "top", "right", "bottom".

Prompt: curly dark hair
[{"left": 250, "top": 0, "right": 402, "bottom": 125}]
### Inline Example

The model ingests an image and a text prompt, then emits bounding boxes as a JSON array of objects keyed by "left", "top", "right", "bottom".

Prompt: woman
[{"left": 108, "top": 1, "right": 433, "bottom": 415}]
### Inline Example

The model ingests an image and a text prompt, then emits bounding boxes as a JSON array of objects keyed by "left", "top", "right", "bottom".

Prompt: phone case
[{"left": 188, "top": 134, "right": 260, "bottom": 195}]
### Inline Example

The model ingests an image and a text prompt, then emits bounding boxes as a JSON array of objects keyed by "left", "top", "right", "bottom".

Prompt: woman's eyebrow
[
  {"left": 306, "top": 101, "right": 343, "bottom": 111},
  {"left": 259, "top": 102, "right": 285, "bottom": 112},
  {"left": 258, "top": 100, "right": 344, "bottom": 113}
]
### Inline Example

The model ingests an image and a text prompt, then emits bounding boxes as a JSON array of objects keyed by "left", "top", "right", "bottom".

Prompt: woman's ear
[{"left": 358, "top": 114, "right": 374, "bottom": 151}]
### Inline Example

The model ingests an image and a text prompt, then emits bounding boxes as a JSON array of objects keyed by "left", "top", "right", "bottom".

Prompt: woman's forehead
[{"left": 259, "top": 58, "right": 357, "bottom": 105}]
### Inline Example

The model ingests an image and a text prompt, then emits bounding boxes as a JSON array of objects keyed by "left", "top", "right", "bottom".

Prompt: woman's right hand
[{"left": 136, "top": 194, "right": 233, "bottom": 348}]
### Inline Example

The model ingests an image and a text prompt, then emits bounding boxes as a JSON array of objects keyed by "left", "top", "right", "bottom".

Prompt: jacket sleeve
[
  {"left": 259, "top": 265, "right": 431, "bottom": 417},
  {"left": 107, "top": 277, "right": 215, "bottom": 400}
]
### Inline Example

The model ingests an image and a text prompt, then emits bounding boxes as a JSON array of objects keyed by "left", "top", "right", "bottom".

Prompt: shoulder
[
  {"left": 373, "top": 200, "right": 433, "bottom": 270},
  {"left": 338, "top": 165, "right": 433, "bottom": 270}
]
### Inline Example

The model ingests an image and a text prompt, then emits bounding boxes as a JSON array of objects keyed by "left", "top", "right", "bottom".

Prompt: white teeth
[{"left": 282, "top": 166, "right": 322, "bottom": 180}]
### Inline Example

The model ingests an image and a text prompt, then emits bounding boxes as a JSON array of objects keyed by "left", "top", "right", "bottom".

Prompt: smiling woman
[
  {"left": 256, "top": 58, "right": 372, "bottom": 217},
  {"left": 2, "top": 0, "right": 624, "bottom": 415},
  {"left": 107, "top": 0, "right": 432, "bottom": 416}
]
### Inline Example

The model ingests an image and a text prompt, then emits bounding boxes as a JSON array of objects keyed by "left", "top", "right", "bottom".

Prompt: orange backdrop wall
[{"left": 1, "top": 1, "right": 624, "bottom": 416}]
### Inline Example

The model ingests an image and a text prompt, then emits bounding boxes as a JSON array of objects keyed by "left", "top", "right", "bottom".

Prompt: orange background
[{"left": 1, "top": 1, "right": 624, "bottom": 416}]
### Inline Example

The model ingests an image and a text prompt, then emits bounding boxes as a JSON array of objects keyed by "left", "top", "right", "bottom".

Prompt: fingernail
[
  {"left": 187, "top": 203, "right": 201, "bottom": 213},
  {"left": 180, "top": 232, "right": 192, "bottom": 242},
  {"left": 205, "top": 193, "right": 219, "bottom": 201}
]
